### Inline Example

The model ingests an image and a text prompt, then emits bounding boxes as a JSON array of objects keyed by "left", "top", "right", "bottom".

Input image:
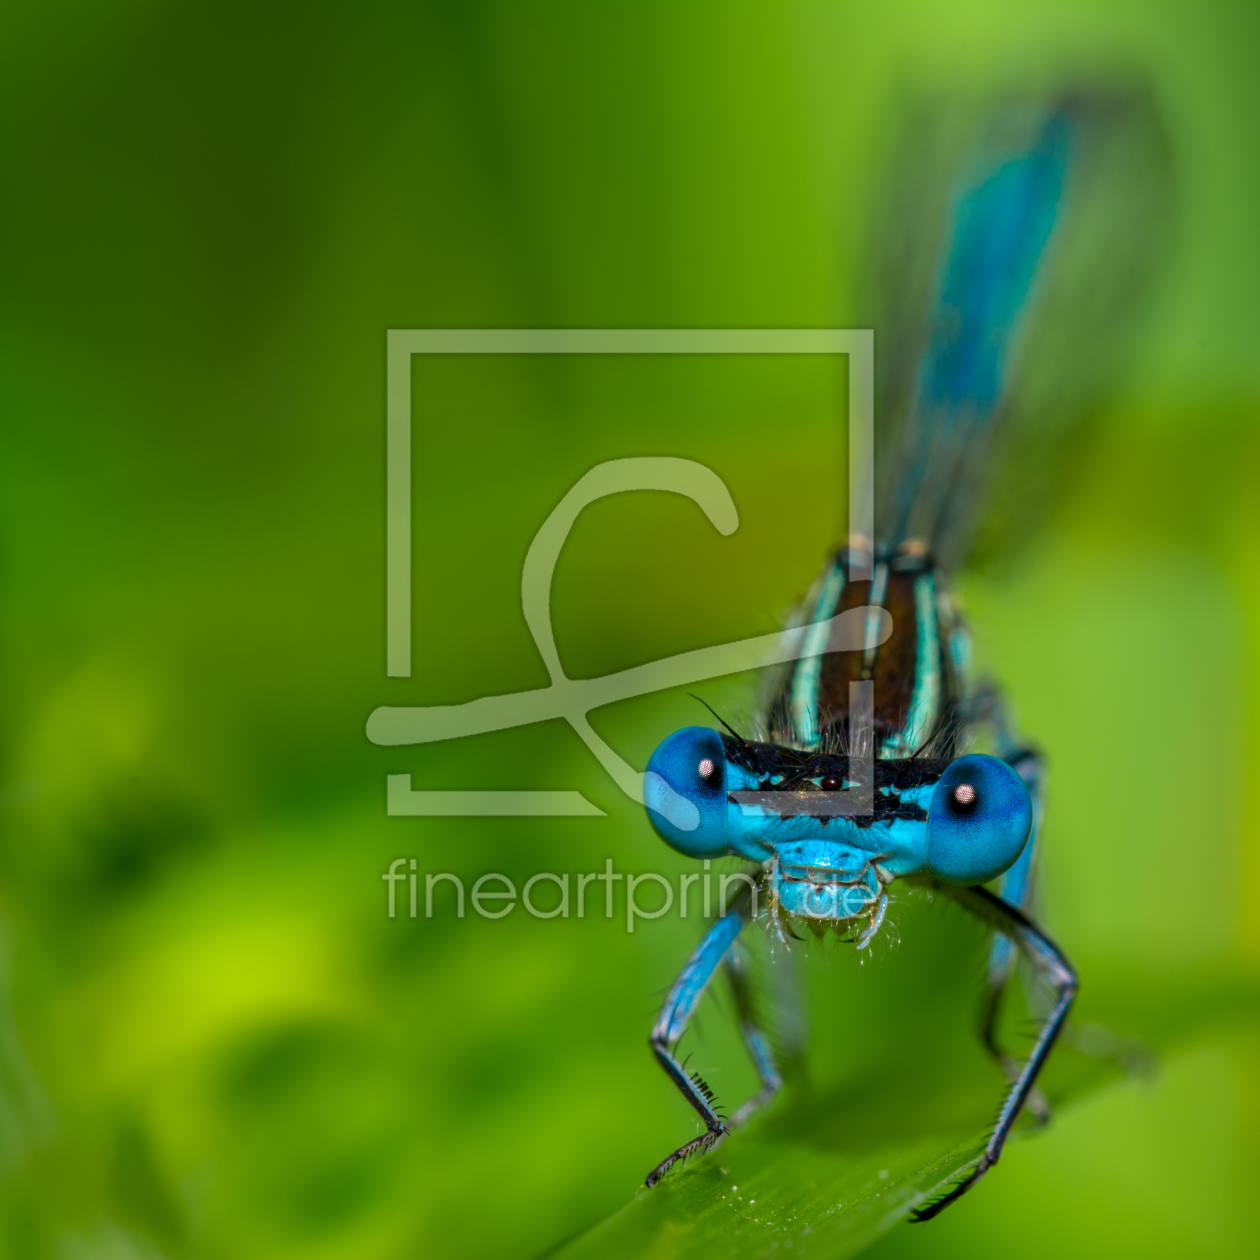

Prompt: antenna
[{"left": 688, "top": 694, "right": 749, "bottom": 745}]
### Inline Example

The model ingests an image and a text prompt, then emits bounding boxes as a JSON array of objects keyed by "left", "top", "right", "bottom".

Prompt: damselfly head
[
  {"left": 643, "top": 726, "right": 729, "bottom": 858},
  {"left": 925, "top": 753, "right": 1032, "bottom": 885}
]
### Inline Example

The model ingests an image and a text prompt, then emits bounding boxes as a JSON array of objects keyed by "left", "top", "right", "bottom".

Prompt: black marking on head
[{"left": 720, "top": 733, "right": 940, "bottom": 827}]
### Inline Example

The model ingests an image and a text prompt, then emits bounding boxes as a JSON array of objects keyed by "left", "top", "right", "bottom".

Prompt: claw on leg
[
  {"left": 909, "top": 1156, "right": 994, "bottom": 1222},
  {"left": 645, "top": 1124, "right": 728, "bottom": 1187}
]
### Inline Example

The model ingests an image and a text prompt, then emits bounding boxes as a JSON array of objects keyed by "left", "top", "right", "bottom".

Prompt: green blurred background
[{"left": 0, "top": 1, "right": 1257, "bottom": 1257}]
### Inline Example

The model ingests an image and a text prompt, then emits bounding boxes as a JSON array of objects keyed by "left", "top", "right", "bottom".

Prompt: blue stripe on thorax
[
  {"left": 882, "top": 570, "right": 941, "bottom": 757},
  {"left": 790, "top": 559, "right": 846, "bottom": 748}
]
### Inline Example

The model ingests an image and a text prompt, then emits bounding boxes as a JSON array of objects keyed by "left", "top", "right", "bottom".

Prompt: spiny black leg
[
  {"left": 910, "top": 883, "right": 1076, "bottom": 1222},
  {"left": 644, "top": 1043, "right": 728, "bottom": 1186},
  {"left": 981, "top": 740, "right": 1051, "bottom": 1122},
  {"left": 644, "top": 908, "right": 747, "bottom": 1187}
]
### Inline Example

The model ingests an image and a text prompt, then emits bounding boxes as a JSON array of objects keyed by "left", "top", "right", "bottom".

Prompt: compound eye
[
  {"left": 925, "top": 753, "right": 1032, "bottom": 885},
  {"left": 643, "top": 726, "right": 729, "bottom": 858}
]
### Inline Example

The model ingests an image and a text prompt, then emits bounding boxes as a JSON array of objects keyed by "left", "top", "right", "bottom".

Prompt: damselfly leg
[
  {"left": 910, "top": 883, "right": 1077, "bottom": 1222},
  {"left": 962, "top": 701, "right": 1054, "bottom": 1123},
  {"left": 646, "top": 881, "right": 798, "bottom": 1184},
  {"left": 724, "top": 941, "right": 785, "bottom": 1128},
  {"left": 645, "top": 908, "right": 743, "bottom": 1185}
]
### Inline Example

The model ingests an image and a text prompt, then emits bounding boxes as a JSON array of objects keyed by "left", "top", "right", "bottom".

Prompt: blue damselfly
[{"left": 639, "top": 85, "right": 1171, "bottom": 1218}]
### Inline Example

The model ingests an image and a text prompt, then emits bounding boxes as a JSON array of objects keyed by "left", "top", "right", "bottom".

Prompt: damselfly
[{"left": 640, "top": 86, "right": 1170, "bottom": 1218}]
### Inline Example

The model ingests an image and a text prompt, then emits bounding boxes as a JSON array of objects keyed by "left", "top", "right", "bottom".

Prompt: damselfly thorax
[{"left": 765, "top": 540, "right": 970, "bottom": 763}]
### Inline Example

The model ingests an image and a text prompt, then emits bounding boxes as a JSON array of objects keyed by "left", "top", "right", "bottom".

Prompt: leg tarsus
[
  {"left": 644, "top": 1123, "right": 728, "bottom": 1187},
  {"left": 909, "top": 1154, "right": 995, "bottom": 1222},
  {"left": 645, "top": 1039, "right": 730, "bottom": 1186}
]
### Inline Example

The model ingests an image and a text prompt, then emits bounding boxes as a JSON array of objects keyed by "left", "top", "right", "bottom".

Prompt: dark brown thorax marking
[
  {"left": 767, "top": 547, "right": 965, "bottom": 756},
  {"left": 815, "top": 572, "right": 920, "bottom": 733}
]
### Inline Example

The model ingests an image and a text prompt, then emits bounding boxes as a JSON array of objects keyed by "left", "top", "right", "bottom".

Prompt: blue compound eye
[
  {"left": 925, "top": 753, "right": 1032, "bottom": 885},
  {"left": 643, "top": 726, "right": 729, "bottom": 858}
]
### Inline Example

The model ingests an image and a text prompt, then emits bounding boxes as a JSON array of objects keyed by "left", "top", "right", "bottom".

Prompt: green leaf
[
  {"left": 544, "top": 907, "right": 1159, "bottom": 1260},
  {"left": 548, "top": 959, "right": 1260, "bottom": 1260},
  {"left": 548, "top": 1128, "right": 985, "bottom": 1260}
]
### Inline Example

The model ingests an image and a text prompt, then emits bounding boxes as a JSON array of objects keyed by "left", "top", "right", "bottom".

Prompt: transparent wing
[{"left": 866, "top": 82, "right": 1174, "bottom": 571}]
